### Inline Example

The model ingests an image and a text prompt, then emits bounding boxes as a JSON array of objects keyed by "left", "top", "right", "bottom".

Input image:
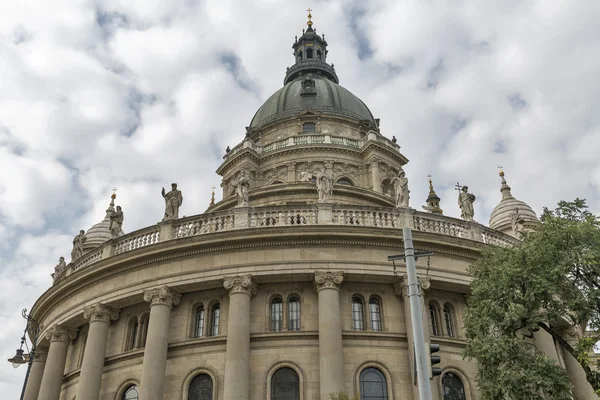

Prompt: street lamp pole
[{"left": 7, "top": 309, "right": 41, "bottom": 400}]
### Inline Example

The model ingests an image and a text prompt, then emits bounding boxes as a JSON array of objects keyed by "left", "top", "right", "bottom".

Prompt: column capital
[
  {"left": 393, "top": 274, "right": 431, "bottom": 297},
  {"left": 33, "top": 346, "right": 49, "bottom": 362},
  {"left": 143, "top": 285, "right": 181, "bottom": 308},
  {"left": 83, "top": 303, "right": 120, "bottom": 323},
  {"left": 314, "top": 270, "right": 344, "bottom": 292},
  {"left": 223, "top": 275, "right": 257, "bottom": 296},
  {"left": 45, "top": 325, "right": 78, "bottom": 343}
]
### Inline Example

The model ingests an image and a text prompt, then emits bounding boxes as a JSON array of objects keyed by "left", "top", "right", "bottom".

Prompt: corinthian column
[
  {"left": 23, "top": 347, "right": 48, "bottom": 400},
  {"left": 38, "top": 325, "right": 78, "bottom": 400},
  {"left": 223, "top": 275, "right": 257, "bottom": 400},
  {"left": 314, "top": 271, "right": 345, "bottom": 400},
  {"left": 139, "top": 286, "right": 181, "bottom": 400},
  {"left": 76, "top": 304, "right": 120, "bottom": 400},
  {"left": 369, "top": 160, "right": 382, "bottom": 193}
]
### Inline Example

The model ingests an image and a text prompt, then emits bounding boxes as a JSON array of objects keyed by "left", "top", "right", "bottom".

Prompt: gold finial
[
  {"left": 498, "top": 165, "right": 504, "bottom": 177},
  {"left": 307, "top": 8, "right": 313, "bottom": 27},
  {"left": 111, "top": 187, "right": 117, "bottom": 199},
  {"left": 210, "top": 185, "right": 216, "bottom": 207},
  {"left": 427, "top": 174, "right": 434, "bottom": 192}
]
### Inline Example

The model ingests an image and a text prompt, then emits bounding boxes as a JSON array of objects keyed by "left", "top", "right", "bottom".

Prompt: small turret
[
  {"left": 489, "top": 170, "right": 539, "bottom": 236},
  {"left": 422, "top": 175, "right": 443, "bottom": 214}
]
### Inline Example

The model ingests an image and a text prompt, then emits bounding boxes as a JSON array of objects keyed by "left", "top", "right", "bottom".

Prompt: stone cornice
[
  {"left": 223, "top": 275, "right": 257, "bottom": 296},
  {"left": 45, "top": 325, "right": 77, "bottom": 343},
  {"left": 143, "top": 285, "right": 181, "bottom": 308},
  {"left": 313, "top": 270, "right": 344, "bottom": 292},
  {"left": 83, "top": 303, "right": 120, "bottom": 324}
]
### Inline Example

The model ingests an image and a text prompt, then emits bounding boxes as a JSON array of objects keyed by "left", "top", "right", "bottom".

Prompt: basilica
[{"left": 23, "top": 13, "right": 596, "bottom": 400}]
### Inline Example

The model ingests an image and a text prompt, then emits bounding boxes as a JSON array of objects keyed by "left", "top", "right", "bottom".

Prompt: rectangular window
[
  {"left": 429, "top": 306, "right": 439, "bottom": 336},
  {"left": 302, "top": 123, "right": 316, "bottom": 133},
  {"left": 271, "top": 301, "right": 283, "bottom": 331},
  {"left": 288, "top": 298, "right": 301, "bottom": 331},
  {"left": 352, "top": 298, "right": 365, "bottom": 331},
  {"left": 369, "top": 300, "right": 382, "bottom": 331},
  {"left": 211, "top": 305, "right": 220, "bottom": 336}
]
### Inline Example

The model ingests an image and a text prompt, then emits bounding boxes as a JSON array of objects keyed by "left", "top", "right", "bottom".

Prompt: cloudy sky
[{"left": 1, "top": 0, "right": 599, "bottom": 395}]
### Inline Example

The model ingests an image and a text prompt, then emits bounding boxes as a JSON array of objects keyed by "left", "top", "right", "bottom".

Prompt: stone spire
[
  {"left": 285, "top": 9, "right": 338, "bottom": 85},
  {"left": 422, "top": 175, "right": 443, "bottom": 214}
]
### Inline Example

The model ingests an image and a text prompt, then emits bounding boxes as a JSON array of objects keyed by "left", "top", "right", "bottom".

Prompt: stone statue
[
  {"left": 510, "top": 208, "right": 525, "bottom": 235},
  {"left": 235, "top": 172, "right": 250, "bottom": 207},
  {"left": 298, "top": 171, "right": 312, "bottom": 182},
  {"left": 391, "top": 170, "right": 410, "bottom": 208},
  {"left": 53, "top": 256, "right": 66, "bottom": 282},
  {"left": 161, "top": 183, "right": 183, "bottom": 221},
  {"left": 71, "top": 230, "right": 86, "bottom": 261},
  {"left": 316, "top": 171, "right": 333, "bottom": 203},
  {"left": 457, "top": 186, "right": 476, "bottom": 221},
  {"left": 109, "top": 205, "right": 124, "bottom": 237}
]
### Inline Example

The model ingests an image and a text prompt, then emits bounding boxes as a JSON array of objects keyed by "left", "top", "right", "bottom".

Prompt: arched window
[
  {"left": 210, "top": 304, "right": 220, "bottom": 336},
  {"left": 429, "top": 303, "right": 440, "bottom": 336},
  {"left": 188, "top": 374, "right": 213, "bottom": 400},
  {"left": 271, "top": 367, "right": 300, "bottom": 400},
  {"left": 122, "top": 384, "right": 139, "bottom": 400},
  {"left": 369, "top": 298, "right": 382, "bottom": 331},
  {"left": 126, "top": 317, "right": 138, "bottom": 351},
  {"left": 442, "top": 372, "right": 466, "bottom": 400},
  {"left": 195, "top": 305, "right": 205, "bottom": 337},
  {"left": 443, "top": 305, "right": 454, "bottom": 338},
  {"left": 337, "top": 177, "right": 354, "bottom": 186},
  {"left": 139, "top": 314, "right": 149, "bottom": 348},
  {"left": 359, "top": 367, "right": 388, "bottom": 400},
  {"left": 306, "top": 47, "right": 314, "bottom": 59},
  {"left": 271, "top": 298, "right": 283, "bottom": 331},
  {"left": 288, "top": 297, "right": 301, "bottom": 331},
  {"left": 352, "top": 297, "right": 365, "bottom": 331}
]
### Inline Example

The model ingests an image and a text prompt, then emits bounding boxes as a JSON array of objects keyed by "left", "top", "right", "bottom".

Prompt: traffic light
[{"left": 429, "top": 343, "right": 442, "bottom": 378}]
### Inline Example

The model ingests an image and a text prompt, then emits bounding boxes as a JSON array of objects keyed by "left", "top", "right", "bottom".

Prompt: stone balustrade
[{"left": 57, "top": 205, "right": 517, "bottom": 279}]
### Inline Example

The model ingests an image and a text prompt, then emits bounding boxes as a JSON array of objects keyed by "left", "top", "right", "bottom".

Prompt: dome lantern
[{"left": 489, "top": 170, "right": 539, "bottom": 235}]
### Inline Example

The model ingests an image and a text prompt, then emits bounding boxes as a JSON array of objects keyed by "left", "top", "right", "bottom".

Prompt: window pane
[
  {"left": 369, "top": 298, "right": 382, "bottom": 331},
  {"left": 271, "top": 367, "right": 300, "bottom": 400},
  {"left": 189, "top": 374, "right": 213, "bottom": 400},
  {"left": 359, "top": 368, "right": 388, "bottom": 400},
  {"left": 196, "top": 306, "right": 205, "bottom": 337},
  {"left": 211, "top": 305, "right": 220, "bottom": 336},
  {"left": 429, "top": 305, "right": 439, "bottom": 336},
  {"left": 128, "top": 319, "right": 138, "bottom": 350},
  {"left": 352, "top": 297, "right": 365, "bottom": 331},
  {"left": 288, "top": 297, "right": 300, "bottom": 331},
  {"left": 302, "top": 123, "right": 316, "bottom": 133},
  {"left": 123, "top": 385, "right": 139, "bottom": 400},
  {"left": 444, "top": 307, "right": 454, "bottom": 338},
  {"left": 271, "top": 299, "right": 283, "bottom": 331},
  {"left": 442, "top": 372, "right": 466, "bottom": 400}
]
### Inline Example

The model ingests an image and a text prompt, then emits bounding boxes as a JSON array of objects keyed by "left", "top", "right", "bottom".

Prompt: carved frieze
[
  {"left": 143, "top": 285, "right": 182, "bottom": 308},
  {"left": 313, "top": 270, "right": 344, "bottom": 292},
  {"left": 223, "top": 275, "right": 257, "bottom": 296},
  {"left": 83, "top": 303, "right": 120, "bottom": 324},
  {"left": 45, "top": 325, "right": 78, "bottom": 343}
]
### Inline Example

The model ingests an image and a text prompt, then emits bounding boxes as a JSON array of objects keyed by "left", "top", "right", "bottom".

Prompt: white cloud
[{"left": 0, "top": 0, "right": 599, "bottom": 397}]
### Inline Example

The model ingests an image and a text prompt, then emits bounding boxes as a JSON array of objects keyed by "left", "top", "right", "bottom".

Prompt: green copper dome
[{"left": 249, "top": 75, "right": 376, "bottom": 129}]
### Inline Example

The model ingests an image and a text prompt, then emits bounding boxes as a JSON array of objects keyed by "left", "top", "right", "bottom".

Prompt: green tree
[
  {"left": 329, "top": 392, "right": 359, "bottom": 400},
  {"left": 464, "top": 199, "right": 600, "bottom": 399}
]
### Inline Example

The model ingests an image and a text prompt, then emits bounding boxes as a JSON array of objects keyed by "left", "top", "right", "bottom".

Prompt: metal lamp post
[{"left": 7, "top": 309, "right": 41, "bottom": 400}]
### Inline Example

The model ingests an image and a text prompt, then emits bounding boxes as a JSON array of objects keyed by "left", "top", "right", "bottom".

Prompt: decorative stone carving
[
  {"left": 71, "top": 230, "right": 86, "bottom": 261},
  {"left": 52, "top": 257, "right": 66, "bottom": 282},
  {"left": 457, "top": 184, "right": 476, "bottom": 221},
  {"left": 83, "top": 303, "right": 120, "bottom": 323},
  {"left": 298, "top": 171, "right": 312, "bottom": 182},
  {"left": 109, "top": 205, "right": 124, "bottom": 237},
  {"left": 161, "top": 183, "right": 183, "bottom": 221},
  {"left": 316, "top": 171, "right": 333, "bottom": 203},
  {"left": 313, "top": 270, "right": 344, "bottom": 291},
  {"left": 391, "top": 169, "right": 410, "bottom": 208},
  {"left": 510, "top": 208, "right": 525, "bottom": 236},
  {"left": 235, "top": 171, "right": 250, "bottom": 207},
  {"left": 33, "top": 347, "right": 48, "bottom": 362},
  {"left": 143, "top": 285, "right": 181, "bottom": 308},
  {"left": 223, "top": 275, "right": 257, "bottom": 296},
  {"left": 45, "top": 325, "right": 78, "bottom": 343},
  {"left": 393, "top": 275, "right": 431, "bottom": 297}
]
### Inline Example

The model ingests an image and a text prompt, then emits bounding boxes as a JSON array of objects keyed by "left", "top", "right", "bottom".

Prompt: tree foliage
[
  {"left": 330, "top": 393, "right": 359, "bottom": 400},
  {"left": 464, "top": 199, "right": 600, "bottom": 399}
]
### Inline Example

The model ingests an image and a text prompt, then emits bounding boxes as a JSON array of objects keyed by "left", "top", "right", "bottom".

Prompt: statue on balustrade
[
  {"left": 316, "top": 171, "right": 333, "bottom": 203},
  {"left": 162, "top": 183, "right": 183, "bottom": 221},
  {"left": 298, "top": 171, "right": 312, "bottom": 182},
  {"left": 457, "top": 185, "right": 476, "bottom": 221},
  {"left": 109, "top": 205, "right": 124, "bottom": 237},
  {"left": 52, "top": 256, "right": 67, "bottom": 283},
  {"left": 391, "top": 169, "right": 410, "bottom": 208},
  {"left": 71, "top": 230, "right": 86, "bottom": 261},
  {"left": 235, "top": 172, "right": 250, "bottom": 207},
  {"left": 510, "top": 208, "right": 525, "bottom": 236}
]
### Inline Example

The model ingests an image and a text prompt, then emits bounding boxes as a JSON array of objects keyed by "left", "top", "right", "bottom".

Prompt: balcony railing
[{"left": 57, "top": 205, "right": 518, "bottom": 281}]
